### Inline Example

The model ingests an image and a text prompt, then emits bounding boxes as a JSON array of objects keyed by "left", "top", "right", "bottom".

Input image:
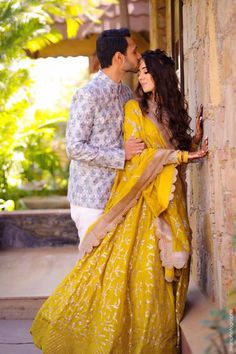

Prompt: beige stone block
[
  {"left": 188, "top": 0, "right": 197, "bottom": 48},
  {"left": 186, "top": 49, "right": 196, "bottom": 112},
  {"left": 222, "top": 33, "right": 236, "bottom": 81},
  {"left": 224, "top": 83, "right": 236, "bottom": 148},
  {"left": 189, "top": 210, "right": 198, "bottom": 282},
  {"left": 203, "top": 213, "right": 213, "bottom": 255},
  {"left": 216, "top": 0, "right": 236, "bottom": 34},
  {"left": 183, "top": 56, "right": 190, "bottom": 101},
  {"left": 198, "top": 160, "right": 211, "bottom": 206},
  {"left": 220, "top": 239, "right": 234, "bottom": 305},
  {"left": 227, "top": 149, "right": 236, "bottom": 223},
  {"left": 189, "top": 210, "right": 198, "bottom": 247},
  {"left": 203, "top": 52, "right": 211, "bottom": 104},
  {"left": 190, "top": 164, "right": 200, "bottom": 207},
  {"left": 232, "top": 250, "right": 236, "bottom": 287},
  {"left": 213, "top": 235, "right": 223, "bottom": 306},
  {"left": 195, "top": 45, "right": 209, "bottom": 106},
  {"left": 182, "top": 2, "right": 190, "bottom": 51},
  {"left": 196, "top": 0, "right": 208, "bottom": 39},
  {"left": 213, "top": 109, "right": 227, "bottom": 150},
  {"left": 220, "top": 149, "right": 236, "bottom": 235},
  {"left": 183, "top": 1, "right": 203, "bottom": 56},
  {"left": 208, "top": 2, "right": 222, "bottom": 106},
  {"left": 214, "top": 152, "right": 225, "bottom": 234},
  {"left": 185, "top": 50, "right": 199, "bottom": 117},
  {"left": 197, "top": 151, "right": 214, "bottom": 216},
  {"left": 185, "top": 166, "right": 191, "bottom": 208}
]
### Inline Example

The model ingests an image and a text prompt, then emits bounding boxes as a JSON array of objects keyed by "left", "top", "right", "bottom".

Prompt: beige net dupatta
[
  {"left": 78, "top": 149, "right": 178, "bottom": 261},
  {"left": 146, "top": 101, "right": 190, "bottom": 282}
]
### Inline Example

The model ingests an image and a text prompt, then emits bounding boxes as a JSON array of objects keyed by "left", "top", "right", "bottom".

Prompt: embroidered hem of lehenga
[
  {"left": 78, "top": 149, "right": 178, "bottom": 260},
  {"left": 154, "top": 167, "right": 189, "bottom": 281}
]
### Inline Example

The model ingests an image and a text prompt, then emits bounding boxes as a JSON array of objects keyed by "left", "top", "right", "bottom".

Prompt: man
[{"left": 66, "top": 28, "right": 144, "bottom": 242}]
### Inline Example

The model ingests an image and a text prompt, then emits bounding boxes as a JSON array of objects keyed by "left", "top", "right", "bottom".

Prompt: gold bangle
[
  {"left": 177, "top": 150, "right": 182, "bottom": 164},
  {"left": 183, "top": 151, "right": 188, "bottom": 163},
  {"left": 177, "top": 150, "right": 189, "bottom": 163}
]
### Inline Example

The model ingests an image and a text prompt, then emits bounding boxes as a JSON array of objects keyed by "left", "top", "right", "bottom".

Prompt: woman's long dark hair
[{"left": 136, "top": 49, "right": 192, "bottom": 150}]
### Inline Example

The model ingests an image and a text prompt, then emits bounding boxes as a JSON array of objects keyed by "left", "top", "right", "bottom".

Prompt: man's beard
[{"left": 123, "top": 60, "right": 138, "bottom": 73}]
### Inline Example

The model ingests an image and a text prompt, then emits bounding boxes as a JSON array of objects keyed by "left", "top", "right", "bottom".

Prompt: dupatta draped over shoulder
[{"left": 79, "top": 99, "right": 191, "bottom": 282}]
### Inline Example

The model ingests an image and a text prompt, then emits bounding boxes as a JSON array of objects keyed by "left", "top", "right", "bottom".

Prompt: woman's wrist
[
  {"left": 191, "top": 139, "right": 199, "bottom": 151},
  {"left": 192, "top": 134, "right": 202, "bottom": 146}
]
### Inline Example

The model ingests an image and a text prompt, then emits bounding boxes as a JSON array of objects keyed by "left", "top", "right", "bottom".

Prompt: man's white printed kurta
[{"left": 66, "top": 70, "right": 133, "bottom": 209}]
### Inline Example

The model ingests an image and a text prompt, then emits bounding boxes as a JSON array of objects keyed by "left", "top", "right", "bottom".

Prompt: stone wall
[
  {"left": 149, "top": 0, "right": 167, "bottom": 50},
  {"left": 183, "top": 0, "right": 236, "bottom": 307},
  {"left": 0, "top": 210, "right": 78, "bottom": 248}
]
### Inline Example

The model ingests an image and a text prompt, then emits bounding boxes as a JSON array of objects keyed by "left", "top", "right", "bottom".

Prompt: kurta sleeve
[{"left": 66, "top": 89, "right": 125, "bottom": 170}]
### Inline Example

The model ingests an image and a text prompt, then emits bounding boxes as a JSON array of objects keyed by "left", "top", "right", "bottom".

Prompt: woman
[{"left": 31, "top": 49, "right": 208, "bottom": 353}]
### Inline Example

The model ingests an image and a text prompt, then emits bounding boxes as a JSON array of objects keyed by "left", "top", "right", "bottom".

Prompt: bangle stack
[{"left": 177, "top": 150, "right": 189, "bottom": 164}]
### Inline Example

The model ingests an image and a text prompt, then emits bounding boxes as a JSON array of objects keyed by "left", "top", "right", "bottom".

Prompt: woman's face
[{"left": 138, "top": 59, "right": 155, "bottom": 94}]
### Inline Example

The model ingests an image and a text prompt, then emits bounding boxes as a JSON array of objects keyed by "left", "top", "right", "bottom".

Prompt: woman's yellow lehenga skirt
[{"left": 31, "top": 180, "right": 190, "bottom": 354}]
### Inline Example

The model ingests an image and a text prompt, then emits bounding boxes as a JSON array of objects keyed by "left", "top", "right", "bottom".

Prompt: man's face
[{"left": 122, "top": 37, "right": 141, "bottom": 73}]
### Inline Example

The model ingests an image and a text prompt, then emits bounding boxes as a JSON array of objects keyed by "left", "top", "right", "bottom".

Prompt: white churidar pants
[{"left": 70, "top": 205, "right": 103, "bottom": 243}]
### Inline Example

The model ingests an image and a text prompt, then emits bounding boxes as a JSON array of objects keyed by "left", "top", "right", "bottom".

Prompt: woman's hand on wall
[{"left": 188, "top": 137, "right": 208, "bottom": 161}]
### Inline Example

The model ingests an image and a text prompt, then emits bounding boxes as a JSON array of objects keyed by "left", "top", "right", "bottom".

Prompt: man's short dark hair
[{"left": 96, "top": 28, "right": 131, "bottom": 68}]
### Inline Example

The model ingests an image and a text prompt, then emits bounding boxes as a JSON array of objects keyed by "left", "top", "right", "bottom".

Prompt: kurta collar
[{"left": 98, "top": 70, "right": 123, "bottom": 94}]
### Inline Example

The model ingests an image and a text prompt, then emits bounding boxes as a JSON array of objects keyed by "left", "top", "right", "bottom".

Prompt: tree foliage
[{"left": 0, "top": 0, "right": 116, "bottom": 208}]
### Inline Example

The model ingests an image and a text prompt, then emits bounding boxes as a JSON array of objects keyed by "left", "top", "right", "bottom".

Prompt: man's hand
[{"left": 125, "top": 136, "right": 145, "bottom": 160}]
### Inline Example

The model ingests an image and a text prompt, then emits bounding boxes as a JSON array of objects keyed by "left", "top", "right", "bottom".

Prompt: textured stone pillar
[
  {"left": 149, "top": 0, "right": 166, "bottom": 50},
  {"left": 165, "top": 0, "right": 172, "bottom": 55},
  {"left": 183, "top": 0, "right": 236, "bottom": 307}
]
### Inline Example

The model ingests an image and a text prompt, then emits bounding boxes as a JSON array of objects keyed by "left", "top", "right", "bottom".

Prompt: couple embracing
[{"left": 31, "top": 28, "right": 208, "bottom": 353}]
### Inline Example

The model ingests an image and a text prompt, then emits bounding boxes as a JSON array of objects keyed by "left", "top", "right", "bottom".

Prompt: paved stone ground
[
  {"left": 0, "top": 247, "right": 79, "bottom": 353},
  {"left": 0, "top": 320, "right": 41, "bottom": 353},
  {"left": 0, "top": 247, "right": 78, "bottom": 298}
]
